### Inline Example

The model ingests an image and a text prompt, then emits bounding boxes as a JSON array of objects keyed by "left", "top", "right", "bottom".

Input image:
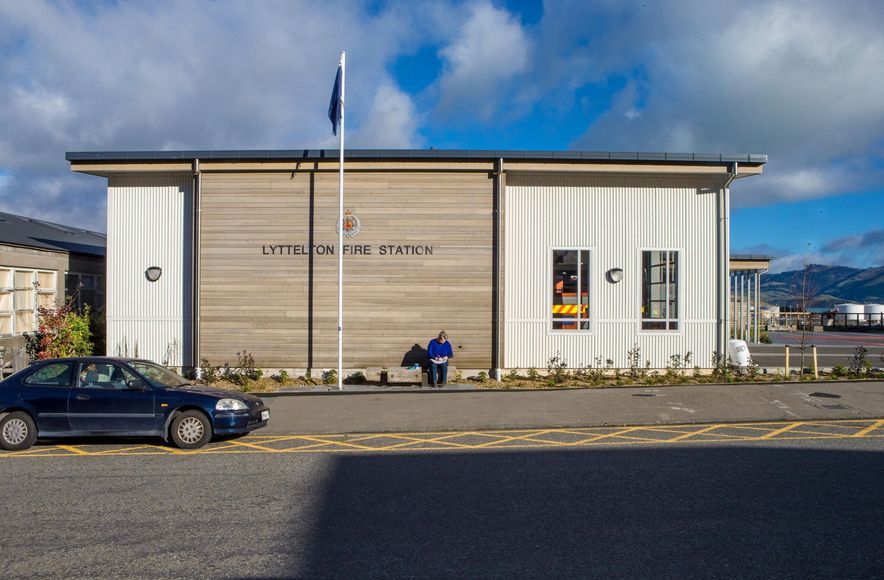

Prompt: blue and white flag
[{"left": 328, "top": 65, "right": 342, "bottom": 135}]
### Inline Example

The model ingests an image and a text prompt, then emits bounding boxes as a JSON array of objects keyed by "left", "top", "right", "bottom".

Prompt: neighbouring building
[
  {"left": 0, "top": 211, "right": 106, "bottom": 355},
  {"left": 67, "top": 149, "right": 765, "bottom": 374}
]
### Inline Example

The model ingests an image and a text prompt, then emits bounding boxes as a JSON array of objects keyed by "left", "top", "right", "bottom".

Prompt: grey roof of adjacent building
[
  {"left": 66, "top": 149, "right": 768, "bottom": 164},
  {"left": 0, "top": 211, "right": 106, "bottom": 257}
]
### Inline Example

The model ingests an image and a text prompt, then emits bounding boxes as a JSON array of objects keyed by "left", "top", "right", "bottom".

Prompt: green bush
[
  {"left": 322, "top": 369, "right": 337, "bottom": 385},
  {"left": 199, "top": 358, "right": 220, "bottom": 384},
  {"left": 546, "top": 352, "right": 569, "bottom": 385},
  {"left": 26, "top": 297, "right": 93, "bottom": 360},
  {"left": 831, "top": 364, "right": 847, "bottom": 378}
]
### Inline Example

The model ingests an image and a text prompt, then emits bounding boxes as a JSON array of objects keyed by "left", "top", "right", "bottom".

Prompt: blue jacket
[{"left": 427, "top": 339, "right": 453, "bottom": 361}]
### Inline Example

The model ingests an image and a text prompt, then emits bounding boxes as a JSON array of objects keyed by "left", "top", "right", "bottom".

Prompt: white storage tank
[
  {"left": 836, "top": 303, "right": 864, "bottom": 326},
  {"left": 866, "top": 304, "right": 884, "bottom": 326}
]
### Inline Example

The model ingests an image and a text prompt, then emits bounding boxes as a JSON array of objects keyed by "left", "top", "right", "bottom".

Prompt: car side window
[
  {"left": 23, "top": 363, "right": 75, "bottom": 387},
  {"left": 78, "top": 363, "right": 138, "bottom": 390}
]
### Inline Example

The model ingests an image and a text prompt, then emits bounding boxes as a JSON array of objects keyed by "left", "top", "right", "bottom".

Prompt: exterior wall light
[
  {"left": 145, "top": 266, "right": 162, "bottom": 282},
  {"left": 606, "top": 268, "right": 623, "bottom": 284}
]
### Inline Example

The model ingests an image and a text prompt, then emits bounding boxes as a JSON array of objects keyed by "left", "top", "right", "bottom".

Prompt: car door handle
[{"left": 76, "top": 394, "right": 90, "bottom": 401}]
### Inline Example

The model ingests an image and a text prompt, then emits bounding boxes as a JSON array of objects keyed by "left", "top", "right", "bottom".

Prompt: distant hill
[{"left": 761, "top": 264, "right": 884, "bottom": 307}]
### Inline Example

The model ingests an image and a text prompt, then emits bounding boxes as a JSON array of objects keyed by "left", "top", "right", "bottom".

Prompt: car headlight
[{"left": 216, "top": 398, "right": 249, "bottom": 411}]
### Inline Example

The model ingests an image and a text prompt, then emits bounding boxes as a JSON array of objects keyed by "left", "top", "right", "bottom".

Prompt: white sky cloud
[
  {"left": 566, "top": 0, "right": 884, "bottom": 207},
  {"left": 0, "top": 0, "right": 432, "bottom": 229},
  {"left": 1, "top": 0, "right": 883, "bottom": 233},
  {"left": 434, "top": 1, "right": 530, "bottom": 122}
]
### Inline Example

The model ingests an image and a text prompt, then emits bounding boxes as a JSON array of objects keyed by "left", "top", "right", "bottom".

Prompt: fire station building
[{"left": 67, "top": 149, "right": 765, "bottom": 374}]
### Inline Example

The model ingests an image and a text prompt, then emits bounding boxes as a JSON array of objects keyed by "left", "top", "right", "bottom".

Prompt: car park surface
[{"left": 0, "top": 357, "right": 269, "bottom": 450}]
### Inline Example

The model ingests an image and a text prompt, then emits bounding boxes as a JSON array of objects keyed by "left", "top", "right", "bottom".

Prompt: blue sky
[{"left": 1, "top": 0, "right": 883, "bottom": 273}]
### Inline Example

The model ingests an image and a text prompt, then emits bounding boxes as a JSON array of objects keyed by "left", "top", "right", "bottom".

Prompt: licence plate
[{"left": 261, "top": 410, "right": 270, "bottom": 421}]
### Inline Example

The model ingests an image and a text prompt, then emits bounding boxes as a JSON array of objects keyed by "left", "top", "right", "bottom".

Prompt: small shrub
[
  {"left": 711, "top": 351, "right": 733, "bottom": 381},
  {"left": 831, "top": 363, "right": 847, "bottom": 378},
  {"left": 546, "top": 352, "right": 569, "bottom": 385},
  {"left": 455, "top": 370, "right": 463, "bottom": 383},
  {"left": 664, "top": 353, "right": 691, "bottom": 383},
  {"left": 199, "top": 358, "right": 220, "bottom": 384},
  {"left": 322, "top": 369, "right": 337, "bottom": 385},
  {"left": 626, "top": 344, "right": 650, "bottom": 382},
  {"left": 758, "top": 331, "right": 772, "bottom": 344},
  {"left": 527, "top": 368, "right": 539, "bottom": 380},
  {"left": 505, "top": 368, "right": 521, "bottom": 381},
  {"left": 345, "top": 371, "right": 366, "bottom": 384},
  {"left": 747, "top": 358, "right": 760, "bottom": 379},
  {"left": 273, "top": 369, "right": 290, "bottom": 384},
  {"left": 849, "top": 346, "right": 869, "bottom": 378},
  {"left": 476, "top": 371, "right": 489, "bottom": 383}
]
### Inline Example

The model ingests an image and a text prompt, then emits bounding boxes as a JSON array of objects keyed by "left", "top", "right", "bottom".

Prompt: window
[
  {"left": 78, "top": 363, "right": 137, "bottom": 390},
  {"left": 23, "top": 362, "right": 74, "bottom": 387},
  {"left": 642, "top": 251, "right": 679, "bottom": 330},
  {"left": 65, "top": 273, "right": 105, "bottom": 313},
  {"left": 0, "top": 267, "right": 56, "bottom": 336},
  {"left": 552, "top": 249, "right": 590, "bottom": 330}
]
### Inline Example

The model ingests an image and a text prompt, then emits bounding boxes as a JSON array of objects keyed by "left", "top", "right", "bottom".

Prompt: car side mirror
[{"left": 128, "top": 379, "right": 147, "bottom": 391}]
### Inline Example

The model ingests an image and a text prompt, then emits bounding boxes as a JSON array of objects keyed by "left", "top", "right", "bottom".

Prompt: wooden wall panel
[{"left": 199, "top": 170, "right": 494, "bottom": 369}]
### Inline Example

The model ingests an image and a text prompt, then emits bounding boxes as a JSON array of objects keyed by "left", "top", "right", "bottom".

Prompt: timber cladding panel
[{"left": 199, "top": 170, "right": 495, "bottom": 369}]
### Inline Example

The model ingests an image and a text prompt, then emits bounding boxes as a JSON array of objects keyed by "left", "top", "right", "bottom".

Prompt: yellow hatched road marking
[
  {"left": 759, "top": 422, "right": 802, "bottom": 439},
  {"left": 852, "top": 419, "right": 884, "bottom": 438},
  {"left": 55, "top": 445, "right": 90, "bottom": 455},
  {"left": 2, "top": 419, "right": 883, "bottom": 458},
  {"left": 669, "top": 424, "right": 723, "bottom": 441}
]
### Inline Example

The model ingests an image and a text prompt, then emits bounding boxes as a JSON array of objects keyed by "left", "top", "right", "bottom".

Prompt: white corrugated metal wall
[
  {"left": 504, "top": 173, "right": 721, "bottom": 369},
  {"left": 107, "top": 174, "right": 192, "bottom": 367}
]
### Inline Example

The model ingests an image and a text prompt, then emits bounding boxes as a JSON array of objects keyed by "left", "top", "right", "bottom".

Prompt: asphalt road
[{"left": 3, "top": 436, "right": 882, "bottom": 579}]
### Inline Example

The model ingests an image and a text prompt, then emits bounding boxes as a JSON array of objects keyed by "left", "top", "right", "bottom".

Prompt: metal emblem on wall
[{"left": 336, "top": 209, "right": 361, "bottom": 238}]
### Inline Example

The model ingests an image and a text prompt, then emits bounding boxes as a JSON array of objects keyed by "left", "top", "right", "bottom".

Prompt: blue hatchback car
[{"left": 0, "top": 357, "right": 269, "bottom": 450}]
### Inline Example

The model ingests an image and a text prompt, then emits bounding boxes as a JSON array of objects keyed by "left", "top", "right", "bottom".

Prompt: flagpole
[{"left": 337, "top": 51, "right": 345, "bottom": 391}]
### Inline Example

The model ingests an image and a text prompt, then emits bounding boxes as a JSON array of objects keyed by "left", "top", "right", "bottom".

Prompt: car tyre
[
  {"left": 0, "top": 411, "right": 38, "bottom": 451},
  {"left": 170, "top": 410, "right": 213, "bottom": 449}
]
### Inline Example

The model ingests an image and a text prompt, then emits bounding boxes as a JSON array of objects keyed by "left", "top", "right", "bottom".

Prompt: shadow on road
[{"left": 287, "top": 445, "right": 883, "bottom": 579}]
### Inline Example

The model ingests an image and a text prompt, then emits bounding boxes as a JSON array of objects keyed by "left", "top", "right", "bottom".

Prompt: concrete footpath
[{"left": 257, "top": 380, "right": 884, "bottom": 434}]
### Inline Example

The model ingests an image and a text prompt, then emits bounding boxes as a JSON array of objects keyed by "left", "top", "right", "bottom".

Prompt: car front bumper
[{"left": 213, "top": 406, "right": 269, "bottom": 435}]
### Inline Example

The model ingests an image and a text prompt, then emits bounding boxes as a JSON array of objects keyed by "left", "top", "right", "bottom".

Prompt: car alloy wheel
[
  {"left": 0, "top": 411, "right": 38, "bottom": 451},
  {"left": 170, "top": 410, "right": 212, "bottom": 449},
  {"left": 177, "top": 416, "right": 205, "bottom": 445},
  {"left": 3, "top": 418, "right": 28, "bottom": 446}
]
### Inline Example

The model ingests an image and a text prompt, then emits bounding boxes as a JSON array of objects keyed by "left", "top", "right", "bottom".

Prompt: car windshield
[{"left": 129, "top": 362, "right": 189, "bottom": 388}]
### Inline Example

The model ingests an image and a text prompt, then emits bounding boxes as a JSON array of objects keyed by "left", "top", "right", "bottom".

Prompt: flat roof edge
[{"left": 66, "top": 149, "right": 768, "bottom": 165}]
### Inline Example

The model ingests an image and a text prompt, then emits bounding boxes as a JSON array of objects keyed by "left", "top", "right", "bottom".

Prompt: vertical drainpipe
[
  {"left": 491, "top": 157, "right": 503, "bottom": 380},
  {"left": 718, "top": 162, "right": 737, "bottom": 358},
  {"left": 192, "top": 158, "right": 201, "bottom": 372}
]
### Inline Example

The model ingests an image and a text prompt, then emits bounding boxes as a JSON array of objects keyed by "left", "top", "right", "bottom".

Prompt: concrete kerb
[{"left": 253, "top": 377, "right": 884, "bottom": 397}]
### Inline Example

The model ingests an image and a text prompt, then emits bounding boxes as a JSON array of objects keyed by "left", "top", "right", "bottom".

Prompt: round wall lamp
[
  {"left": 145, "top": 266, "right": 163, "bottom": 282},
  {"left": 606, "top": 268, "right": 623, "bottom": 284}
]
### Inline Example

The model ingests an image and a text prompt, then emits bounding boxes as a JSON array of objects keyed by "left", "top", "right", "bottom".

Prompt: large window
[
  {"left": 552, "top": 249, "right": 590, "bottom": 330},
  {"left": 65, "top": 272, "right": 105, "bottom": 313},
  {"left": 641, "top": 250, "right": 679, "bottom": 330},
  {"left": 0, "top": 267, "right": 57, "bottom": 336}
]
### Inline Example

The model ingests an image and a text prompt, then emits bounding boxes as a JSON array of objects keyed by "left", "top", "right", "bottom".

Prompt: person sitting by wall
[{"left": 427, "top": 330, "right": 453, "bottom": 387}]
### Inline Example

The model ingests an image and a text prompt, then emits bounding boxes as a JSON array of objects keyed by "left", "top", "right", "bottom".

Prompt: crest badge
[{"left": 336, "top": 209, "right": 361, "bottom": 238}]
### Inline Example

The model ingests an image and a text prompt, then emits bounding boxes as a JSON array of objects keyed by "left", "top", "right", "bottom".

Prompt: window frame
[
  {"left": 638, "top": 248, "right": 683, "bottom": 334},
  {"left": 22, "top": 362, "right": 75, "bottom": 387},
  {"left": 548, "top": 247, "right": 594, "bottom": 334},
  {"left": 0, "top": 267, "right": 57, "bottom": 337}
]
